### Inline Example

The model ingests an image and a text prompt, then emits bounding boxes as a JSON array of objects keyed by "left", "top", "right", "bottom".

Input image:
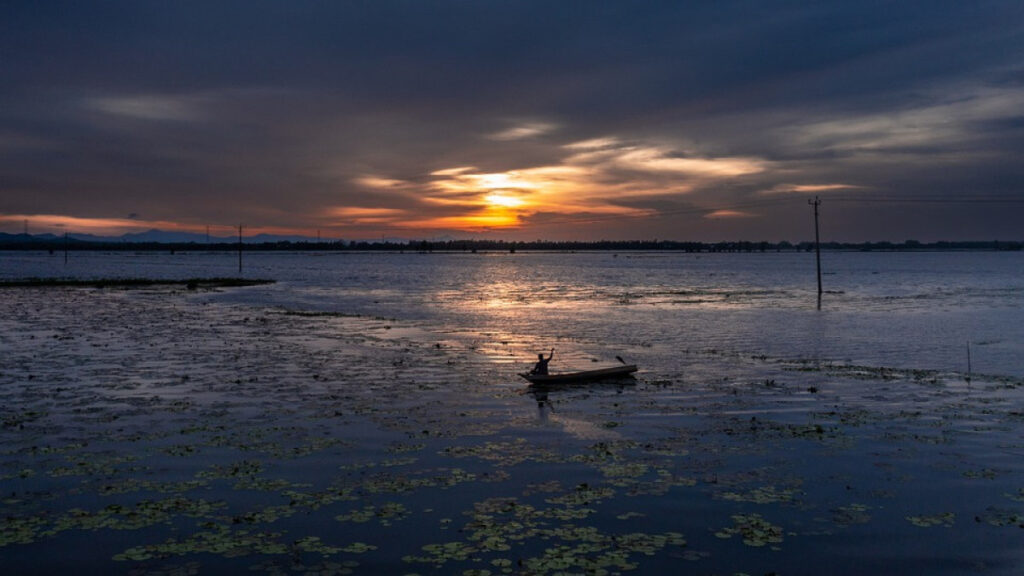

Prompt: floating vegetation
[
  {"left": 545, "top": 484, "right": 615, "bottom": 508},
  {"left": 387, "top": 442, "right": 426, "bottom": 454},
  {"left": 906, "top": 513, "right": 955, "bottom": 528},
  {"left": 335, "top": 502, "right": 410, "bottom": 526},
  {"left": 598, "top": 462, "right": 649, "bottom": 481},
  {"left": 519, "top": 531, "right": 687, "bottom": 575},
  {"left": 976, "top": 507, "right": 1024, "bottom": 527},
  {"left": 196, "top": 459, "right": 265, "bottom": 480},
  {"left": 623, "top": 469, "right": 698, "bottom": 497},
  {"left": 616, "top": 511, "right": 646, "bottom": 520},
  {"left": 830, "top": 503, "right": 872, "bottom": 526},
  {"left": 0, "top": 514, "right": 49, "bottom": 546},
  {"left": 3, "top": 268, "right": 1023, "bottom": 575},
  {"left": 48, "top": 453, "right": 139, "bottom": 477},
  {"left": 294, "top": 535, "right": 343, "bottom": 556},
  {"left": 718, "top": 485, "right": 799, "bottom": 505},
  {"left": 249, "top": 559, "right": 359, "bottom": 576},
  {"left": 442, "top": 438, "right": 562, "bottom": 466},
  {"left": 360, "top": 467, "right": 478, "bottom": 494},
  {"left": 1, "top": 498, "right": 229, "bottom": 547},
  {"left": 962, "top": 468, "right": 998, "bottom": 480},
  {"left": 714, "top": 514, "right": 785, "bottom": 547},
  {"left": 112, "top": 524, "right": 292, "bottom": 561}
]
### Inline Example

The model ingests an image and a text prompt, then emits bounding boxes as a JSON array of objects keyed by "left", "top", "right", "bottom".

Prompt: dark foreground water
[{"left": 1, "top": 250, "right": 1023, "bottom": 575}]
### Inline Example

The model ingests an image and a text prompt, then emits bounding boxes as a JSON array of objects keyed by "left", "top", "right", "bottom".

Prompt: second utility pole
[{"left": 809, "top": 196, "right": 822, "bottom": 307}]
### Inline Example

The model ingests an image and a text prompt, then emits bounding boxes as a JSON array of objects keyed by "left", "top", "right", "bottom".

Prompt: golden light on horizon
[
  {"left": 399, "top": 209, "right": 522, "bottom": 230},
  {"left": 50, "top": 134, "right": 778, "bottom": 238},
  {"left": 337, "top": 134, "right": 779, "bottom": 235}
]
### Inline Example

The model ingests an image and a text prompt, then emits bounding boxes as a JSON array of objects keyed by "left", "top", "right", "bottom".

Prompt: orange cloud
[
  {"left": 703, "top": 209, "right": 755, "bottom": 219},
  {"left": 1, "top": 213, "right": 205, "bottom": 235},
  {"left": 347, "top": 135, "right": 772, "bottom": 234},
  {"left": 2, "top": 213, "right": 319, "bottom": 238},
  {"left": 354, "top": 176, "right": 411, "bottom": 190},
  {"left": 328, "top": 207, "right": 408, "bottom": 224},
  {"left": 763, "top": 183, "right": 864, "bottom": 195}
]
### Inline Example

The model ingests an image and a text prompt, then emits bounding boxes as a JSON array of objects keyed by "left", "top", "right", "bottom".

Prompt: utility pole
[
  {"left": 238, "top": 224, "right": 243, "bottom": 274},
  {"left": 809, "top": 196, "right": 822, "bottom": 307}
]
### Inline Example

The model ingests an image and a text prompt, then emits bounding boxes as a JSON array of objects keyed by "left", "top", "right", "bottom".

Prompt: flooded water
[{"left": 1, "top": 250, "right": 1023, "bottom": 575}]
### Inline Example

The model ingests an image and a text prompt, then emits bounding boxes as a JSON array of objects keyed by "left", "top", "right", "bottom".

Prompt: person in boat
[{"left": 530, "top": 349, "right": 555, "bottom": 375}]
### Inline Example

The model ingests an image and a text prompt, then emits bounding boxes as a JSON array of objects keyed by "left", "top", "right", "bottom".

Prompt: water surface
[{"left": 1, "top": 250, "right": 1022, "bottom": 575}]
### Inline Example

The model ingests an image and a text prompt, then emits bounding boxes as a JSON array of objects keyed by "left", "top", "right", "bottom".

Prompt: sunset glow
[
  {"left": 2, "top": 2, "right": 1022, "bottom": 242},
  {"left": 483, "top": 193, "right": 525, "bottom": 208}
]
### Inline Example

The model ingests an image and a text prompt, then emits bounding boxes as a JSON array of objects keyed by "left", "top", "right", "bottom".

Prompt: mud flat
[{"left": 2, "top": 285, "right": 1023, "bottom": 575}]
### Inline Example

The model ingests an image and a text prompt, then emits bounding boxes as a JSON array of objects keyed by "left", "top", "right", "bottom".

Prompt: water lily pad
[{"left": 906, "top": 513, "right": 955, "bottom": 528}]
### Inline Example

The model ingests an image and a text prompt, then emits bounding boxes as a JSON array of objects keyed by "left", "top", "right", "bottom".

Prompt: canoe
[{"left": 519, "top": 364, "right": 637, "bottom": 385}]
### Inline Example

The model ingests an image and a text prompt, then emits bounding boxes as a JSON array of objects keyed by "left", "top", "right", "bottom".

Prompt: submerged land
[{"left": 2, "top": 279, "right": 1023, "bottom": 575}]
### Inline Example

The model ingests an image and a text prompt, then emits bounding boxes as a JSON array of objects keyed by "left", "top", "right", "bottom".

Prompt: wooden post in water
[
  {"left": 809, "top": 196, "right": 822, "bottom": 308},
  {"left": 238, "top": 224, "right": 243, "bottom": 274},
  {"left": 966, "top": 340, "right": 972, "bottom": 383}
]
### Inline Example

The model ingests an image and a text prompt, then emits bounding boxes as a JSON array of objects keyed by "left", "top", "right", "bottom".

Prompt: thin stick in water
[{"left": 966, "top": 340, "right": 972, "bottom": 383}]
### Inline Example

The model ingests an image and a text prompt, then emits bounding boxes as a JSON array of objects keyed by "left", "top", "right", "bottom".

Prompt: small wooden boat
[{"left": 519, "top": 364, "right": 637, "bottom": 385}]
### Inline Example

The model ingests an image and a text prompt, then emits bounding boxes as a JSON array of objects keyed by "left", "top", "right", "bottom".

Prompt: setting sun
[{"left": 483, "top": 193, "right": 525, "bottom": 208}]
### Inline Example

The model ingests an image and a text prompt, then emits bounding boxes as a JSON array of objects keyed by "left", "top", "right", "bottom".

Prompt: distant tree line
[{"left": 1, "top": 235, "right": 1020, "bottom": 253}]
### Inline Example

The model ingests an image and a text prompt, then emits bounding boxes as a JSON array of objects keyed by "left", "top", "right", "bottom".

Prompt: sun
[{"left": 482, "top": 193, "right": 525, "bottom": 208}]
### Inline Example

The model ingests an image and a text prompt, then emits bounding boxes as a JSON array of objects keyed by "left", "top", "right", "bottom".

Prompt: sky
[{"left": 2, "top": 1, "right": 1023, "bottom": 242}]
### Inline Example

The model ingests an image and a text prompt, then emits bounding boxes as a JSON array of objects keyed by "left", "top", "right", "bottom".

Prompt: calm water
[
  {"left": 5, "top": 250, "right": 1023, "bottom": 377},
  {"left": 2, "top": 250, "right": 1023, "bottom": 575}
]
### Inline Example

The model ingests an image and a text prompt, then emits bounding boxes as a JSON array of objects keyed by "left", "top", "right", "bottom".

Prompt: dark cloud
[{"left": 2, "top": 1, "right": 1023, "bottom": 240}]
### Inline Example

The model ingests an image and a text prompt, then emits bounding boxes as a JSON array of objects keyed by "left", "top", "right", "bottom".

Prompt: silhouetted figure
[{"left": 530, "top": 348, "right": 555, "bottom": 375}]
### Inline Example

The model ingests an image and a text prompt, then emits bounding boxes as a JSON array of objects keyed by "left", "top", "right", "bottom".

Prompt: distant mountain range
[{"left": 0, "top": 230, "right": 334, "bottom": 244}]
